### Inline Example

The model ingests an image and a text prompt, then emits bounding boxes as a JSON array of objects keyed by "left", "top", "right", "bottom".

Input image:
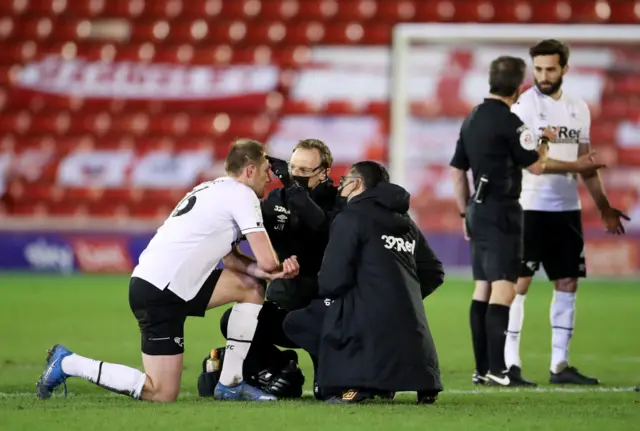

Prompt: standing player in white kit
[
  {"left": 36, "top": 138, "right": 300, "bottom": 402},
  {"left": 505, "top": 40, "right": 629, "bottom": 385}
]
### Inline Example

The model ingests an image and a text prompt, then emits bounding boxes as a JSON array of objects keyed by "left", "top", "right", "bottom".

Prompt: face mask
[
  {"left": 291, "top": 175, "right": 312, "bottom": 190},
  {"left": 335, "top": 180, "right": 357, "bottom": 210}
]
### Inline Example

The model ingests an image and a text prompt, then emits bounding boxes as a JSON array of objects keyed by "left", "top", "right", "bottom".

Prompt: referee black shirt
[{"left": 449, "top": 98, "right": 540, "bottom": 200}]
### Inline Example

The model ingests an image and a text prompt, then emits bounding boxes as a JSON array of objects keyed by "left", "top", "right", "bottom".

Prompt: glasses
[
  {"left": 289, "top": 164, "right": 324, "bottom": 176},
  {"left": 339, "top": 175, "right": 361, "bottom": 186}
]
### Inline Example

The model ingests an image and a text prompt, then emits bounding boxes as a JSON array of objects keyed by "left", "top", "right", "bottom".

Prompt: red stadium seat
[
  {"left": 335, "top": 1, "right": 378, "bottom": 21},
  {"left": 96, "top": 0, "right": 146, "bottom": 18},
  {"left": 0, "top": 111, "right": 32, "bottom": 135},
  {"left": 374, "top": 1, "right": 417, "bottom": 22},
  {"left": 527, "top": 0, "right": 573, "bottom": 22},
  {"left": 260, "top": 0, "right": 301, "bottom": 20},
  {"left": 297, "top": 0, "right": 338, "bottom": 20},
  {"left": 609, "top": 1, "right": 640, "bottom": 23},
  {"left": 143, "top": 0, "right": 186, "bottom": 20},
  {"left": 414, "top": 1, "right": 453, "bottom": 21},
  {"left": 0, "top": 41, "right": 38, "bottom": 64}
]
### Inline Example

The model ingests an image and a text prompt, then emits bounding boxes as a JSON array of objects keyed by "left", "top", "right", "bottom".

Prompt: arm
[
  {"left": 505, "top": 115, "right": 599, "bottom": 175},
  {"left": 222, "top": 246, "right": 273, "bottom": 279},
  {"left": 579, "top": 144, "right": 609, "bottom": 210},
  {"left": 576, "top": 107, "right": 630, "bottom": 233},
  {"left": 285, "top": 185, "right": 327, "bottom": 230},
  {"left": 414, "top": 230, "right": 445, "bottom": 299},
  {"left": 576, "top": 107, "right": 608, "bottom": 210},
  {"left": 317, "top": 212, "right": 360, "bottom": 299},
  {"left": 231, "top": 187, "right": 280, "bottom": 273},
  {"left": 449, "top": 135, "right": 471, "bottom": 215},
  {"left": 451, "top": 168, "right": 470, "bottom": 215}
]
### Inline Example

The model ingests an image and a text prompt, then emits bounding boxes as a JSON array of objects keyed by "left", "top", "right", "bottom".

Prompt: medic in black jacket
[
  {"left": 213, "top": 139, "right": 339, "bottom": 399},
  {"left": 260, "top": 141, "right": 339, "bottom": 311},
  {"left": 316, "top": 161, "right": 445, "bottom": 404}
]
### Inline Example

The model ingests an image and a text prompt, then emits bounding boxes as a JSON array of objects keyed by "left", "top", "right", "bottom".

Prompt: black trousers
[{"left": 282, "top": 299, "right": 328, "bottom": 359}]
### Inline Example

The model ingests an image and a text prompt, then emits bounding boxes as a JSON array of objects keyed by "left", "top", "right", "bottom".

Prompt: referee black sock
[
  {"left": 469, "top": 300, "right": 489, "bottom": 375},
  {"left": 486, "top": 304, "right": 510, "bottom": 375}
]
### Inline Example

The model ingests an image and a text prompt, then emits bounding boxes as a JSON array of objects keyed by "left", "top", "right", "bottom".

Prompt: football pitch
[{"left": 0, "top": 273, "right": 638, "bottom": 430}]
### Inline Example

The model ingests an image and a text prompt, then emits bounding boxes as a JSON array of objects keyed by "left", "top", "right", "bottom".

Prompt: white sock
[
  {"left": 61, "top": 354, "right": 147, "bottom": 399},
  {"left": 550, "top": 291, "right": 576, "bottom": 373},
  {"left": 505, "top": 294, "right": 526, "bottom": 368},
  {"left": 219, "top": 302, "right": 262, "bottom": 387}
]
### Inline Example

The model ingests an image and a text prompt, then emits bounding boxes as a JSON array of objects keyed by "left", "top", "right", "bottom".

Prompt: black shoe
[
  {"left": 325, "top": 389, "right": 375, "bottom": 404},
  {"left": 507, "top": 366, "right": 537, "bottom": 387},
  {"left": 472, "top": 370, "right": 488, "bottom": 385},
  {"left": 635, "top": 385, "right": 639, "bottom": 392},
  {"left": 550, "top": 365, "right": 599, "bottom": 385},
  {"left": 417, "top": 390, "right": 439, "bottom": 404}
]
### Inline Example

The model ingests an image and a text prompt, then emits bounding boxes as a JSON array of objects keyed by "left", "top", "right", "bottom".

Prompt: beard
[{"left": 535, "top": 76, "right": 563, "bottom": 95}]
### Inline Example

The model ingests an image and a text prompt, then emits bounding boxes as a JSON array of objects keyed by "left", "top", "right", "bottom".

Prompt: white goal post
[{"left": 389, "top": 23, "right": 640, "bottom": 188}]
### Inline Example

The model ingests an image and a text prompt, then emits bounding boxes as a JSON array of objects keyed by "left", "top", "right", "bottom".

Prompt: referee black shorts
[
  {"left": 128, "top": 269, "right": 222, "bottom": 356},
  {"left": 467, "top": 200, "right": 523, "bottom": 283},
  {"left": 519, "top": 210, "right": 586, "bottom": 280}
]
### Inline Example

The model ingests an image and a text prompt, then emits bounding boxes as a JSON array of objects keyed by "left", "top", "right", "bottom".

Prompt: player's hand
[
  {"left": 574, "top": 150, "right": 606, "bottom": 174},
  {"left": 600, "top": 206, "right": 630, "bottom": 235},
  {"left": 463, "top": 219, "right": 470, "bottom": 241},
  {"left": 266, "top": 256, "right": 299, "bottom": 280},
  {"left": 266, "top": 156, "right": 293, "bottom": 188},
  {"left": 541, "top": 126, "right": 557, "bottom": 142}
]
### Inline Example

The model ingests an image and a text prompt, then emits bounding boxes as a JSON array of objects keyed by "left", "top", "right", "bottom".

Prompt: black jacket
[
  {"left": 316, "top": 182, "right": 445, "bottom": 392},
  {"left": 261, "top": 181, "right": 339, "bottom": 309}
]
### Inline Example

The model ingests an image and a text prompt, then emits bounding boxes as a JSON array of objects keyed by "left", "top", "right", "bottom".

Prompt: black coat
[
  {"left": 317, "top": 182, "right": 445, "bottom": 392},
  {"left": 261, "top": 181, "right": 339, "bottom": 310}
]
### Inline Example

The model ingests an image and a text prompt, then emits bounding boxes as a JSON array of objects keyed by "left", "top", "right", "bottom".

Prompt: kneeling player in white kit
[
  {"left": 505, "top": 40, "right": 629, "bottom": 385},
  {"left": 36, "top": 138, "right": 300, "bottom": 402}
]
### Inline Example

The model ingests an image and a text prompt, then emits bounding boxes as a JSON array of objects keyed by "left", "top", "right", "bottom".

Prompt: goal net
[{"left": 389, "top": 23, "right": 640, "bottom": 275}]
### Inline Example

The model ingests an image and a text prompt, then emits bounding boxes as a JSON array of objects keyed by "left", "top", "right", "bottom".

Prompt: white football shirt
[
  {"left": 512, "top": 87, "right": 591, "bottom": 212},
  {"left": 131, "top": 177, "right": 265, "bottom": 301}
]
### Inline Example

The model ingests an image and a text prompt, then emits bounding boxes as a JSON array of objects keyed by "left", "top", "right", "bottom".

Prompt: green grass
[{"left": 0, "top": 273, "right": 638, "bottom": 430}]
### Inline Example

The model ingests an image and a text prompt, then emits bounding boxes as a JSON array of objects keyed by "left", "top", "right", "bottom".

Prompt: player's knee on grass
[
  {"left": 489, "top": 280, "right": 516, "bottom": 306},
  {"left": 141, "top": 354, "right": 183, "bottom": 402},
  {"left": 140, "top": 377, "right": 180, "bottom": 402},
  {"left": 554, "top": 277, "right": 578, "bottom": 293}
]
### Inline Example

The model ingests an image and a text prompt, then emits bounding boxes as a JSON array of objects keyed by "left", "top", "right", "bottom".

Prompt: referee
[{"left": 449, "top": 56, "right": 605, "bottom": 386}]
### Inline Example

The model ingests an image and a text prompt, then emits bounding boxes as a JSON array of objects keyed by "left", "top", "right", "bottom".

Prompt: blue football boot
[
  {"left": 214, "top": 381, "right": 277, "bottom": 401},
  {"left": 36, "top": 344, "right": 73, "bottom": 399}
]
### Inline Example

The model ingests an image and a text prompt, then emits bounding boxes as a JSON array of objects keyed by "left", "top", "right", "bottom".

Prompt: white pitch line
[{"left": 1, "top": 387, "right": 636, "bottom": 399}]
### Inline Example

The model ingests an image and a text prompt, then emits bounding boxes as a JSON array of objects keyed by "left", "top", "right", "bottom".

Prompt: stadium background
[
  {"left": 0, "top": 0, "right": 639, "bottom": 275},
  {"left": 1, "top": 2, "right": 639, "bottom": 429}
]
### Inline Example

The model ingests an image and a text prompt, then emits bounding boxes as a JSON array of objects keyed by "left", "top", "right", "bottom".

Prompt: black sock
[
  {"left": 486, "top": 304, "right": 510, "bottom": 374},
  {"left": 469, "top": 300, "right": 489, "bottom": 374}
]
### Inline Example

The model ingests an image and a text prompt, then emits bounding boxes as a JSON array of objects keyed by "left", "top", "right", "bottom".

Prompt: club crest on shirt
[{"left": 517, "top": 125, "right": 536, "bottom": 150}]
